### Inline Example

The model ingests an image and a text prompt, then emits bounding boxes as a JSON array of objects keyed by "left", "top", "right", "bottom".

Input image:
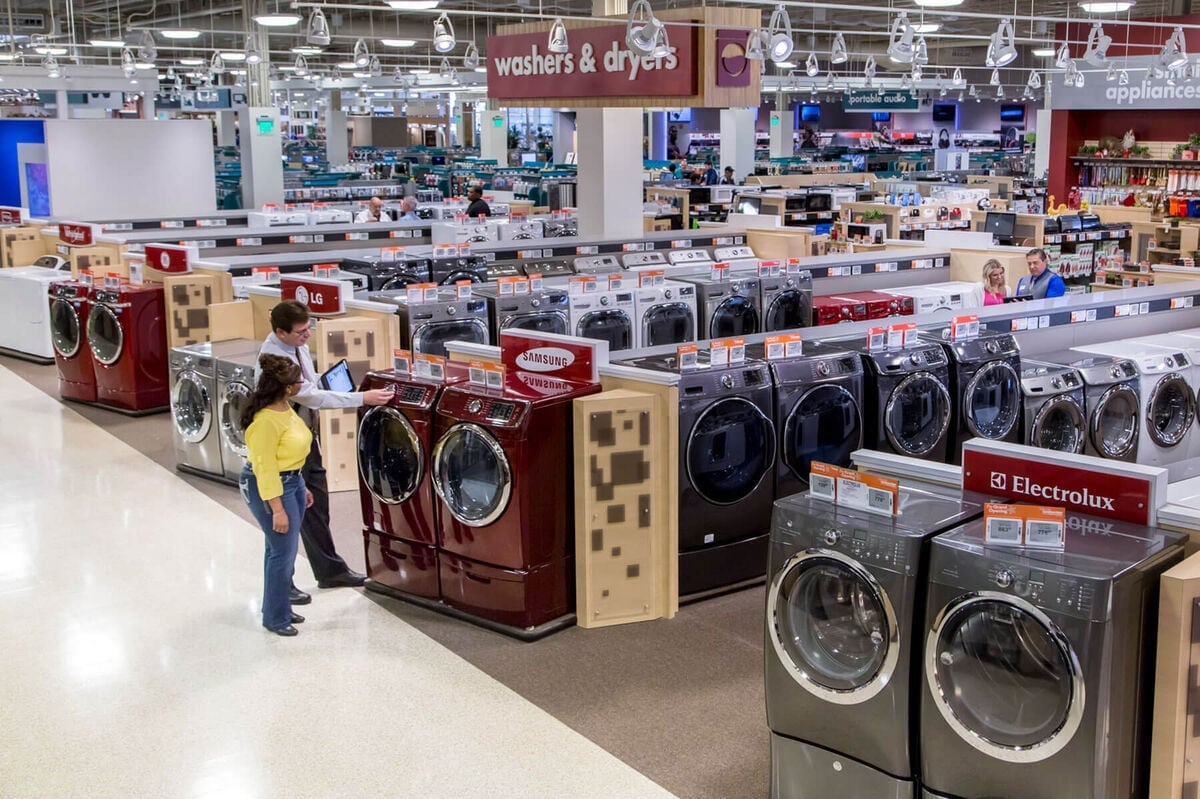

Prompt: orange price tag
[
  {"left": 406, "top": 282, "right": 438, "bottom": 304},
  {"left": 638, "top": 269, "right": 665, "bottom": 288},
  {"left": 496, "top": 276, "right": 523, "bottom": 296},
  {"left": 951, "top": 314, "right": 980, "bottom": 341},
  {"left": 468, "top": 360, "right": 506, "bottom": 390},
  {"left": 983, "top": 504, "right": 1066, "bottom": 549},
  {"left": 607, "top": 273, "right": 625, "bottom": 291},
  {"left": 380, "top": 246, "right": 405, "bottom": 263},
  {"left": 710, "top": 337, "right": 745, "bottom": 367},
  {"left": 676, "top": 343, "right": 699, "bottom": 370},
  {"left": 392, "top": 348, "right": 412, "bottom": 374},
  {"left": 887, "top": 322, "right": 918, "bottom": 350},
  {"left": 764, "top": 333, "right": 803, "bottom": 360},
  {"left": 568, "top": 276, "right": 597, "bottom": 295},
  {"left": 413, "top": 353, "right": 447, "bottom": 382},
  {"left": 866, "top": 326, "right": 887, "bottom": 352}
]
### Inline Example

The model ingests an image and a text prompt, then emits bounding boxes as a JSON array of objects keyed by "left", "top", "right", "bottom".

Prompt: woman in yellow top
[{"left": 239, "top": 354, "right": 314, "bottom": 637}]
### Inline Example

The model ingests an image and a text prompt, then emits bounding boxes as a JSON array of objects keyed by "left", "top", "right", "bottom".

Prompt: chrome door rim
[
  {"left": 219, "top": 381, "right": 252, "bottom": 456},
  {"left": 87, "top": 304, "right": 123, "bottom": 366},
  {"left": 412, "top": 318, "right": 489, "bottom": 356},
  {"left": 500, "top": 310, "right": 569, "bottom": 332},
  {"left": 1090, "top": 384, "right": 1139, "bottom": 458},
  {"left": 431, "top": 422, "right": 513, "bottom": 528},
  {"left": 685, "top": 396, "right": 776, "bottom": 505},
  {"left": 640, "top": 304, "right": 695, "bottom": 346},
  {"left": 1145, "top": 373, "right": 1195, "bottom": 448},
  {"left": 357, "top": 406, "right": 423, "bottom": 505},
  {"left": 171, "top": 372, "right": 212, "bottom": 444},
  {"left": 1030, "top": 396, "right": 1086, "bottom": 454},
  {"left": 765, "top": 289, "right": 809, "bottom": 332},
  {"left": 963, "top": 360, "right": 1021, "bottom": 440},
  {"left": 783, "top": 384, "right": 862, "bottom": 478},
  {"left": 883, "top": 371, "right": 951, "bottom": 456},
  {"left": 51, "top": 299, "right": 81, "bottom": 358}
]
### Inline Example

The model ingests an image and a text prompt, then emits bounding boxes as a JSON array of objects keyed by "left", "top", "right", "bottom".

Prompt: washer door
[
  {"left": 412, "top": 318, "right": 489, "bottom": 359},
  {"left": 642, "top": 302, "right": 695, "bottom": 347},
  {"left": 1145, "top": 374, "right": 1195, "bottom": 448},
  {"left": 884, "top": 372, "right": 952, "bottom": 457},
  {"left": 220, "top": 380, "right": 253, "bottom": 457},
  {"left": 768, "top": 550, "right": 899, "bottom": 704},
  {"left": 765, "top": 289, "right": 811, "bottom": 333},
  {"left": 783, "top": 384, "right": 862, "bottom": 479},
  {"left": 1030, "top": 397, "right": 1086, "bottom": 453},
  {"left": 577, "top": 309, "right": 633, "bottom": 351},
  {"left": 87, "top": 304, "right": 123, "bottom": 366},
  {"left": 358, "top": 406, "right": 423, "bottom": 505},
  {"left": 171, "top": 371, "right": 212, "bottom": 444},
  {"left": 50, "top": 299, "right": 81, "bottom": 358},
  {"left": 686, "top": 397, "right": 775, "bottom": 505},
  {"left": 926, "top": 592, "right": 1084, "bottom": 763},
  {"left": 380, "top": 272, "right": 421, "bottom": 291},
  {"left": 709, "top": 295, "right": 760, "bottom": 339},
  {"left": 1090, "top": 384, "right": 1139, "bottom": 459},
  {"left": 501, "top": 311, "right": 568, "bottom": 336},
  {"left": 963, "top": 360, "right": 1021, "bottom": 440},
  {"left": 432, "top": 422, "right": 512, "bottom": 527},
  {"left": 439, "top": 269, "right": 485, "bottom": 285}
]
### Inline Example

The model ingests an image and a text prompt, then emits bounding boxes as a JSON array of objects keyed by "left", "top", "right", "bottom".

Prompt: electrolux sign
[{"left": 842, "top": 90, "right": 918, "bottom": 112}]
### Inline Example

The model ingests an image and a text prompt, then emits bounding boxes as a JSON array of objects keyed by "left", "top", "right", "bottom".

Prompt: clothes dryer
[
  {"left": 812, "top": 295, "right": 868, "bottom": 326},
  {"left": 169, "top": 339, "right": 260, "bottom": 482},
  {"left": 0, "top": 265, "right": 71, "bottom": 360},
  {"left": 845, "top": 339, "right": 953, "bottom": 462},
  {"left": 49, "top": 280, "right": 97, "bottom": 402},
  {"left": 339, "top": 254, "right": 432, "bottom": 290},
  {"left": 429, "top": 253, "right": 489, "bottom": 285},
  {"left": 760, "top": 269, "right": 813, "bottom": 333},
  {"left": 473, "top": 283, "right": 570, "bottom": 340},
  {"left": 1020, "top": 360, "right": 1087, "bottom": 454},
  {"left": 633, "top": 278, "right": 698, "bottom": 349},
  {"left": 920, "top": 516, "right": 1185, "bottom": 799},
  {"left": 766, "top": 485, "right": 985, "bottom": 799},
  {"left": 677, "top": 272, "right": 762, "bottom": 340},
  {"left": 432, "top": 373, "right": 601, "bottom": 629},
  {"left": 1039, "top": 351, "right": 1141, "bottom": 463},
  {"left": 615, "top": 352, "right": 776, "bottom": 595},
  {"left": 1126, "top": 334, "right": 1200, "bottom": 468},
  {"left": 369, "top": 288, "right": 491, "bottom": 358},
  {"left": 87, "top": 283, "right": 169, "bottom": 412},
  {"left": 921, "top": 328, "right": 1022, "bottom": 464},
  {"left": 567, "top": 287, "right": 635, "bottom": 353}
]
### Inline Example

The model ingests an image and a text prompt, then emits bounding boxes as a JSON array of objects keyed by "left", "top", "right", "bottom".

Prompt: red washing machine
[
  {"left": 831, "top": 290, "right": 915, "bottom": 319},
  {"left": 431, "top": 371, "right": 600, "bottom": 631},
  {"left": 49, "top": 280, "right": 97, "bottom": 403},
  {"left": 357, "top": 366, "right": 468, "bottom": 600},
  {"left": 87, "top": 283, "right": 170, "bottom": 412},
  {"left": 812, "top": 295, "right": 869, "bottom": 326}
]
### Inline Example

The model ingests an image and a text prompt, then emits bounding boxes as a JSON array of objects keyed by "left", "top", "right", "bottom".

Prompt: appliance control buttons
[
  {"left": 1110, "top": 366, "right": 1121, "bottom": 379},
  {"left": 995, "top": 569, "right": 1014, "bottom": 589},
  {"left": 909, "top": 354, "right": 921, "bottom": 365},
  {"left": 985, "top": 340, "right": 999, "bottom": 354},
  {"left": 664, "top": 289, "right": 673, "bottom": 299},
  {"left": 823, "top": 529, "right": 840, "bottom": 546},
  {"left": 466, "top": 399, "right": 482, "bottom": 414},
  {"left": 600, "top": 295, "right": 610, "bottom": 306}
]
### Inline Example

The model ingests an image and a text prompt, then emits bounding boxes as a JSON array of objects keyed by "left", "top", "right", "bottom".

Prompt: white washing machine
[
  {"left": 0, "top": 263, "right": 72, "bottom": 361},
  {"left": 621, "top": 251, "right": 669, "bottom": 272},
  {"left": 633, "top": 278, "right": 698, "bottom": 350},
  {"left": 170, "top": 339, "right": 260, "bottom": 482},
  {"left": 216, "top": 347, "right": 263, "bottom": 483},
  {"left": 882, "top": 282, "right": 982, "bottom": 315},
  {"left": 1127, "top": 334, "right": 1200, "bottom": 475},
  {"left": 666, "top": 248, "right": 715, "bottom": 273},
  {"left": 711, "top": 245, "right": 758, "bottom": 272},
  {"left": 568, "top": 286, "right": 635, "bottom": 353},
  {"left": 1020, "top": 360, "right": 1087, "bottom": 454}
]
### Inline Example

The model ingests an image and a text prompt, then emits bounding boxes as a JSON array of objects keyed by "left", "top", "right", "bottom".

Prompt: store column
[
  {"left": 576, "top": 107, "right": 642, "bottom": 240},
  {"left": 55, "top": 90, "right": 68, "bottom": 119},
  {"left": 140, "top": 93, "right": 155, "bottom": 120},
  {"left": 325, "top": 90, "right": 349, "bottom": 165},
  {"left": 216, "top": 111, "right": 237, "bottom": 147},
  {"left": 238, "top": 28, "right": 283, "bottom": 208},
  {"left": 480, "top": 107, "right": 507, "bottom": 164},
  {"left": 552, "top": 111, "right": 575, "bottom": 164},
  {"left": 720, "top": 108, "right": 755, "bottom": 183},
  {"left": 769, "top": 107, "right": 793, "bottom": 159},
  {"left": 648, "top": 111, "right": 668, "bottom": 161}
]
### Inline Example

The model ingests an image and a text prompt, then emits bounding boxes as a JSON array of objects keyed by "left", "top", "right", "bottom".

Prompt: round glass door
[
  {"left": 1091, "top": 385, "right": 1139, "bottom": 458},
  {"left": 439, "top": 270, "right": 484, "bottom": 285},
  {"left": 413, "top": 319, "right": 489, "bottom": 359},
  {"left": 1031, "top": 398, "right": 1086, "bottom": 453},
  {"left": 50, "top": 299, "right": 81, "bottom": 358},
  {"left": 765, "top": 290, "right": 810, "bottom": 332},
  {"left": 577, "top": 310, "right": 632, "bottom": 351},
  {"left": 86, "top": 304, "right": 123, "bottom": 366},
  {"left": 357, "top": 407, "right": 422, "bottom": 505},
  {"left": 926, "top": 593, "right": 1084, "bottom": 762},
  {"left": 380, "top": 273, "right": 420, "bottom": 291},
  {"left": 686, "top": 397, "right": 775, "bottom": 505},
  {"left": 432, "top": 423, "right": 512, "bottom": 527},
  {"left": 1145, "top": 375, "right": 1195, "bottom": 448},
  {"left": 768, "top": 551, "right": 899, "bottom": 703},
  {"left": 171, "top": 373, "right": 212, "bottom": 443},
  {"left": 709, "top": 295, "right": 760, "bottom": 339},
  {"left": 221, "top": 381, "right": 252, "bottom": 456},
  {"left": 964, "top": 361, "right": 1021, "bottom": 440},
  {"left": 642, "top": 303, "right": 695, "bottom": 347},
  {"left": 783, "top": 385, "right": 862, "bottom": 479},
  {"left": 884, "top": 372, "right": 951, "bottom": 456},
  {"left": 502, "top": 311, "right": 568, "bottom": 336}
]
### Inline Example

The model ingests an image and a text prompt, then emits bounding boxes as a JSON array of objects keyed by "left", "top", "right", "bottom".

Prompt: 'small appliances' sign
[
  {"left": 486, "top": 24, "right": 697, "bottom": 100},
  {"left": 1050, "top": 55, "right": 1200, "bottom": 110}
]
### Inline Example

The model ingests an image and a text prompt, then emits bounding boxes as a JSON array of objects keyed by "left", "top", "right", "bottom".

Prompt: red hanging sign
[{"left": 58, "top": 222, "right": 96, "bottom": 247}]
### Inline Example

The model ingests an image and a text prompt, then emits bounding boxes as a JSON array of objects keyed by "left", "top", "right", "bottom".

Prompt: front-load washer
[
  {"left": 767, "top": 484, "right": 986, "bottom": 799},
  {"left": 633, "top": 278, "right": 698, "bottom": 349},
  {"left": 567, "top": 287, "right": 635, "bottom": 353},
  {"left": 0, "top": 265, "right": 71, "bottom": 361},
  {"left": 473, "top": 283, "right": 570, "bottom": 340},
  {"left": 1040, "top": 351, "right": 1141, "bottom": 463},
  {"left": 49, "top": 280, "right": 97, "bottom": 402},
  {"left": 881, "top": 282, "right": 980, "bottom": 315},
  {"left": 921, "top": 327, "right": 1023, "bottom": 464},
  {"left": 711, "top": 245, "right": 758, "bottom": 272},
  {"left": 614, "top": 352, "right": 776, "bottom": 595},
  {"left": 432, "top": 372, "right": 601, "bottom": 631},
  {"left": 1020, "top": 360, "right": 1087, "bottom": 454},
  {"left": 87, "top": 283, "right": 170, "bottom": 412},
  {"left": 920, "top": 515, "right": 1185, "bottom": 799},
  {"left": 677, "top": 272, "right": 762, "bottom": 340},
  {"left": 216, "top": 349, "right": 261, "bottom": 483},
  {"left": 430, "top": 253, "right": 489, "bottom": 285},
  {"left": 370, "top": 288, "right": 491, "bottom": 357},
  {"left": 573, "top": 255, "right": 625, "bottom": 275},
  {"left": 812, "top": 295, "right": 868, "bottom": 327},
  {"left": 519, "top": 257, "right": 574, "bottom": 280},
  {"left": 666, "top": 247, "right": 715, "bottom": 273},
  {"left": 844, "top": 339, "right": 953, "bottom": 462},
  {"left": 760, "top": 268, "right": 814, "bottom": 333},
  {"left": 340, "top": 253, "right": 432, "bottom": 290},
  {"left": 620, "top": 251, "right": 669, "bottom": 272},
  {"left": 831, "top": 290, "right": 914, "bottom": 319},
  {"left": 1127, "top": 334, "right": 1200, "bottom": 470},
  {"left": 1072, "top": 340, "right": 1195, "bottom": 468},
  {"left": 746, "top": 340, "right": 864, "bottom": 499},
  {"left": 169, "top": 338, "right": 260, "bottom": 482}
]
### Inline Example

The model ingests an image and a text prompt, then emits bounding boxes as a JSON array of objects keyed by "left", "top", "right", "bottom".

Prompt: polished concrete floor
[{"left": 0, "top": 356, "right": 770, "bottom": 799}]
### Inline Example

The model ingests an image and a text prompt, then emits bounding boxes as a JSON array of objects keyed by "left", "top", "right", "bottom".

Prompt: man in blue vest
[{"left": 1016, "top": 248, "right": 1066, "bottom": 299}]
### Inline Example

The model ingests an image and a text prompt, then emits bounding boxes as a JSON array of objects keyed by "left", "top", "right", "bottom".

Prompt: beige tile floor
[{"left": 0, "top": 363, "right": 677, "bottom": 799}]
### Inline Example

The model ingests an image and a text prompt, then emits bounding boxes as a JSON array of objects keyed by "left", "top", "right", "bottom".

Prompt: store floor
[{"left": 0, "top": 355, "right": 769, "bottom": 799}]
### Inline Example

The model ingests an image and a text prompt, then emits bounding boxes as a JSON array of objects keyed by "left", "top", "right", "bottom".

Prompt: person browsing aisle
[{"left": 981, "top": 259, "right": 1009, "bottom": 306}]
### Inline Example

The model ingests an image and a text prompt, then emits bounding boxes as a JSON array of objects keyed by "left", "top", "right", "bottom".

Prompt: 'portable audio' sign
[
  {"left": 500, "top": 329, "right": 603, "bottom": 383},
  {"left": 280, "top": 275, "right": 345, "bottom": 316}
]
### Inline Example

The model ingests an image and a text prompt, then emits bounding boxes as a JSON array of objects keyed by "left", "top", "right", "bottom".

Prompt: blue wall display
[{"left": 0, "top": 120, "right": 47, "bottom": 207}]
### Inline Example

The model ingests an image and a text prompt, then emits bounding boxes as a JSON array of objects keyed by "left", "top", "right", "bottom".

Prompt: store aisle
[{"left": 0, "top": 364, "right": 677, "bottom": 799}]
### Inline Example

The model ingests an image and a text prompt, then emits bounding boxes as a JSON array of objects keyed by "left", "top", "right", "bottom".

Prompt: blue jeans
[{"left": 240, "top": 465, "right": 306, "bottom": 631}]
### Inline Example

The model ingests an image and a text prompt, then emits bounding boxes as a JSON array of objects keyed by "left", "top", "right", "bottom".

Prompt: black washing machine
[
  {"left": 760, "top": 268, "right": 813, "bottom": 333},
  {"left": 616, "top": 352, "right": 776, "bottom": 596},
  {"left": 430, "top": 253, "right": 489, "bottom": 285},
  {"left": 340, "top": 254, "right": 432, "bottom": 291},
  {"left": 472, "top": 283, "right": 570, "bottom": 341},
  {"left": 677, "top": 272, "right": 762, "bottom": 340}
]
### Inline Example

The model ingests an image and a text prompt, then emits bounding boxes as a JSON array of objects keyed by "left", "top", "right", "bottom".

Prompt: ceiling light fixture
[
  {"left": 136, "top": 29, "right": 157, "bottom": 63},
  {"left": 463, "top": 41, "right": 480, "bottom": 69},
  {"left": 914, "top": 0, "right": 962, "bottom": 6},
  {"left": 746, "top": 28, "right": 768, "bottom": 61},
  {"left": 1082, "top": 22, "right": 1111, "bottom": 66},
  {"left": 915, "top": 35, "right": 929, "bottom": 65},
  {"left": 767, "top": 4, "right": 794, "bottom": 63},
  {"left": 986, "top": 18, "right": 1018, "bottom": 67},
  {"left": 33, "top": 45, "right": 68, "bottom": 55},
  {"left": 294, "top": 54, "right": 309, "bottom": 76},
  {"left": 548, "top": 17, "right": 569, "bottom": 54},
  {"left": 900, "top": 72, "right": 913, "bottom": 90},
  {"left": 830, "top": 32, "right": 848, "bottom": 65},
  {"left": 863, "top": 54, "right": 876, "bottom": 86},
  {"left": 1054, "top": 42, "right": 1071, "bottom": 68},
  {"left": 433, "top": 12, "right": 456, "bottom": 53},
  {"left": 996, "top": 84, "right": 1004, "bottom": 98},
  {"left": 1078, "top": 0, "right": 1134, "bottom": 12},
  {"left": 805, "top": 51, "right": 819, "bottom": 78},
  {"left": 1027, "top": 70, "right": 1042, "bottom": 89},
  {"left": 626, "top": 0, "right": 662, "bottom": 56},
  {"left": 1105, "top": 63, "right": 1116, "bottom": 81},
  {"left": 221, "top": 51, "right": 246, "bottom": 61},
  {"left": 42, "top": 53, "right": 60, "bottom": 77},
  {"left": 990, "top": 68, "right": 1000, "bottom": 85},
  {"left": 353, "top": 38, "right": 371, "bottom": 68},
  {"left": 161, "top": 28, "right": 201, "bottom": 40},
  {"left": 1064, "top": 59, "right": 1084, "bottom": 87},
  {"left": 913, "top": 23, "right": 940, "bottom": 34},
  {"left": 245, "top": 39, "right": 263, "bottom": 65},
  {"left": 439, "top": 56, "right": 452, "bottom": 77},
  {"left": 887, "top": 12, "right": 915, "bottom": 64},
  {"left": 306, "top": 9, "right": 331, "bottom": 45},
  {"left": 90, "top": 38, "right": 126, "bottom": 48},
  {"left": 254, "top": 0, "right": 302, "bottom": 28},
  {"left": 292, "top": 46, "right": 322, "bottom": 55},
  {"left": 370, "top": 55, "right": 382, "bottom": 77},
  {"left": 210, "top": 51, "right": 225, "bottom": 74},
  {"left": 952, "top": 66, "right": 964, "bottom": 87},
  {"left": 122, "top": 47, "right": 137, "bottom": 78},
  {"left": 337, "top": 61, "right": 358, "bottom": 69},
  {"left": 179, "top": 57, "right": 204, "bottom": 66},
  {"left": 386, "top": 0, "right": 441, "bottom": 8},
  {"left": 912, "top": 63, "right": 923, "bottom": 81},
  {"left": 938, "top": 78, "right": 948, "bottom": 97},
  {"left": 1032, "top": 47, "right": 1055, "bottom": 57},
  {"left": 381, "top": 38, "right": 416, "bottom": 48},
  {"left": 1158, "top": 27, "right": 1188, "bottom": 71}
]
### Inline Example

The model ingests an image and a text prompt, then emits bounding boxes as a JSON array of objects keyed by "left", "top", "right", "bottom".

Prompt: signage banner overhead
[
  {"left": 1048, "top": 55, "right": 1200, "bottom": 110},
  {"left": 842, "top": 89, "right": 919, "bottom": 112}
]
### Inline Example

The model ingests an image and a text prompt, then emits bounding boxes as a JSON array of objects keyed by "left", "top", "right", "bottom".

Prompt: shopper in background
[
  {"left": 239, "top": 354, "right": 311, "bottom": 637},
  {"left": 259, "top": 301, "right": 393, "bottom": 603},
  {"left": 465, "top": 185, "right": 491, "bottom": 218},
  {"left": 354, "top": 196, "right": 391, "bottom": 223},
  {"left": 397, "top": 196, "right": 420, "bottom": 221},
  {"left": 981, "top": 259, "right": 1009, "bottom": 306},
  {"left": 1016, "top": 248, "right": 1066, "bottom": 299},
  {"left": 661, "top": 162, "right": 677, "bottom": 181},
  {"left": 702, "top": 160, "right": 719, "bottom": 186},
  {"left": 719, "top": 166, "right": 736, "bottom": 185},
  {"left": 675, "top": 158, "right": 688, "bottom": 179}
]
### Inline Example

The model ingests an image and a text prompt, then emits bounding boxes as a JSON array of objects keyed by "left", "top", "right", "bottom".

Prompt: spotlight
[
  {"left": 830, "top": 32, "right": 848, "bottom": 65},
  {"left": 887, "top": 12, "right": 915, "bottom": 64},
  {"left": 805, "top": 52, "right": 819, "bottom": 78},
  {"left": 625, "top": 0, "right": 661, "bottom": 56},
  {"left": 1082, "top": 22, "right": 1111, "bottom": 66},
  {"left": 767, "top": 4, "right": 794, "bottom": 63},
  {"left": 952, "top": 67, "right": 964, "bottom": 87},
  {"left": 548, "top": 17, "right": 568, "bottom": 54},
  {"left": 463, "top": 41, "right": 480, "bottom": 69},
  {"left": 245, "top": 39, "right": 263, "bottom": 65},
  {"left": 353, "top": 39, "right": 371, "bottom": 68},
  {"left": 433, "top": 13, "right": 456, "bottom": 53},
  {"left": 306, "top": 9, "right": 331, "bottom": 46},
  {"left": 746, "top": 28, "right": 768, "bottom": 61},
  {"left": 1158, "top": 26, "right": 1188, "bottom": 71}
]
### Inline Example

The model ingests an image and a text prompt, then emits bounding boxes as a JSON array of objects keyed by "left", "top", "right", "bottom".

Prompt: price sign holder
[
  {"left": 392, "top": 349, "right": 412, "bottom": 375},
  {"left": 866, "top": 326, "right": 887, "bottom": 353},
  {"left": 983, "top": 503, "right": 1066, "bottom": 549},
  {"left": 569, "top": 276, "right": 597, "bottom": 295},
  {"left": 413, "top": 353, "right": 446, "bottom": 382},
  {"left": 710, "top": 263, "right": 730, "bottom": 282},
  {"left": 527, "top": 273, "right": 544, "bottom": 291},
  {"left": 887, "top": 322, "right": 918, "bottom": 350},
  {"left": 607, "top": 273, "right": 625, "bottom": 291},
  {"left": 710, "top": 337, "right": 745, "bottom": 367},
  {"left": 638, "top": 270, "right": 666, "bottom": 288},
  {"left": 950, "top": 314, "right": 980, "bottom": 341},
  {"left": 455, "top": 280, "right": 474, "bottom": 299},
  {"left": 764, "top": 333, "right": 803, "bottom": 360},
  {"left": 809, "top": 462, "right": 899, "bottom": 516},
  {"left": 676, "top": 343, "right": 700, "bottom": 370},
  {"left": 468, "top": 360, "right": 505, "bottom": 389}
]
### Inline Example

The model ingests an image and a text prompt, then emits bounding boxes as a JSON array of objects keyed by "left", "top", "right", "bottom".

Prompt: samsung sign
[{"left": 1049, "top": 56, "right": 1199, "bottom": 110}]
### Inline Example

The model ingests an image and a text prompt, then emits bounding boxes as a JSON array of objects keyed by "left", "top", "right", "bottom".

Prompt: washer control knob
[
  {"left": 816, "top": 361, "right": 831, "bottom": 377},
  {"left": 910, "top": 353, "right": 921, "bottom": 365},
  {"left": 720, "top": 374, "right": 735, "bottom": 389},
  {"left": 530, "top": 298, "right": 540, "bottom": 308},
  {"left": 995, "top": 569, "right": 1014, "bottom": 589},
  {"left": 1051, "top": 377, "right": 1062, "bottom": 389},
  {"left": 823, "top": 529, "right": 840, "bottom": 546},
  {"left": 466, "top": 399, "right": 482, "bottom": 414},
  {"left": 664, "top": 289, "right": 673, "bottom": 299},
  {"left": 600, "top": 295, "right": 610, "bottom": 306},
  {"left": 447, "top": 305, "right": 456, "bottom": 315},
  {"left": 985, "top": 340, "right": 999, "bottom": 354},
  {"left": 1110, "top": 366, "right": 1121, "bottom": 379}
]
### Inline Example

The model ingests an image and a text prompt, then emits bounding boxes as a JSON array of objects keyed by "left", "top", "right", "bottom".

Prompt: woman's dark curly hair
[{"left": 241, "top": 354, "right": 301, "bottom": 429}]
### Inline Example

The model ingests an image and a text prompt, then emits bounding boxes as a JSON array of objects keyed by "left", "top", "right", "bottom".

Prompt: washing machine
[
  {"left": 573, "top": 254, "right": 625, "bottom": 275},
  {"left": 615, "top": 352, "right": 776, "bottom": 595},
  {"left": 1040, "top": 351, "right": 1141, "bottom": 463},
  {"left": 921, "top": 327, "right": 1023, "bottom": 464},
  {"left": 0, "top": 265, "right": 72, "bottom": 360},
  {"left": 920, "top": 515, "right": 1185, "bottom": 799},
  {"left": 430, "top": 252, "right": 489, "bottom": 285},
  {"left": 431, "top": 372, "right": 601, "bottom": 630},
  {"left": 1020, "top": 360, "right": 1087, "bottom": 454},
  {"left": 340, "top": 253, "right": 432, "bottom": 290},
  {"left": 1072, "top": 340, "right": 1195, "bottom": 468},
  {"left": 831, "top": 290, "right": 914, "bottom": 319},
  {"left": 881, "top": 283, "right": 980, "bottom": 315},
  {"left": 473, "top": 283, "right": 570, "bottom": 340},
  {"left": 567, "top": 286, "right": 635, "bottom": 353},
  {"left": 767, "top": 484, "right": 986, "bottom": 799},
  {"left": 49, "top": 280, "right": 97, "bottom": 402},
  {"left": 710, "top": 245, "right": 758, "bottom": 272},
  {"left": 665, "top": 247, "right": 715, "bottom": 273},
  {"left": 169, "top": 339, "right": 261, "bottom": 481},
  {"left": 620, "top": 251, "right": 669, "bottom": 272},
  {"left": 812, "top": 295, "right": 868, "bottom": 327},
  {"left": 1127, "top": 334, "right": 1200, "bottom": 468},
  {"left": 370, "top": 288, "right": 491, "bottom": 358},
  {"left": 633, "top": 278, "right": 698, "bottom": 349},
  {"left": 519, "top": 257, "right": 574, "bottom": 280},
  {"left": 845, "top": 338, "right": 953, "bottom": 462},
  {"left": 87, "top": 283, "right": 170, "bottom": 412},
  {"left": 677, "top": 272, "right": 762, "bottom": 340},
  {"left": 215, "top": 349, "right": 261, "bottom": 483},
  {"left": 760, "top": 269, "right": 814, "bottom": 333}
]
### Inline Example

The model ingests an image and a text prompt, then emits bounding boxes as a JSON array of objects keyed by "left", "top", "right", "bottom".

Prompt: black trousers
[{"left": 297, "top": 436, "right": 350, "bottom": 581}]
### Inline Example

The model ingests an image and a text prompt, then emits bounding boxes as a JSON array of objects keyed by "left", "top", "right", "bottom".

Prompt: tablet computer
[{"left": 319, "top": 359, "right": 355, "bottom": 392}]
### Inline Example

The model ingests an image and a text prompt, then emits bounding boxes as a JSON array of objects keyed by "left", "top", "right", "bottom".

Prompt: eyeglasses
[{"left": 289, "top": 325, "right": 311, "bottom": 336}]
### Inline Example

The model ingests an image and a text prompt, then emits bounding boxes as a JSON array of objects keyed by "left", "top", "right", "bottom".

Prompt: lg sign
[{"left": 281, "top": 276, "right": 345, "bottom": 316}]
